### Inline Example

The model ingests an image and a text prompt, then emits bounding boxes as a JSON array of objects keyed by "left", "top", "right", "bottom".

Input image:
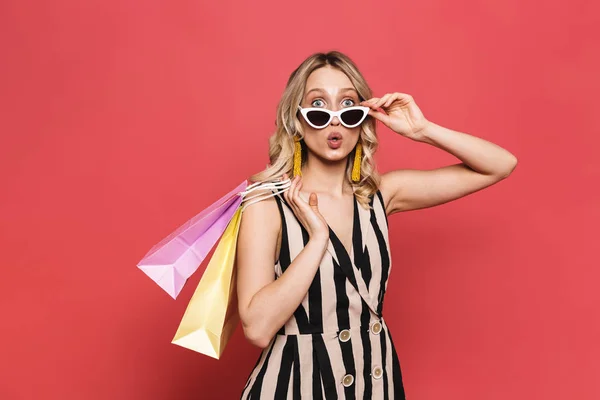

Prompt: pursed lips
[{"left": 327, "top": 132, "right": 343, "bottom": 141}]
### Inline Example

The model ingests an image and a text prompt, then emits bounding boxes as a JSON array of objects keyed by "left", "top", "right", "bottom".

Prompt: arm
[
  {"left": 380, "top": 121, "right": 518, "bottom": 215},
  {"left": 361, "top": 92, "right": 518, "bottom": 215},
  {"left": 236, "top": 193, "right": 328, "bottom": 348}
]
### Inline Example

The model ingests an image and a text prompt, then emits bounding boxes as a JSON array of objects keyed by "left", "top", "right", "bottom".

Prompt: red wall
[{"left": 1, "top": 1, "right": 598, "bottom": 399}]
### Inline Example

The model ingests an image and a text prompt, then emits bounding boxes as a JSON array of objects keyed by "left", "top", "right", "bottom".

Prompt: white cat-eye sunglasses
[{"left": 297, "top": 105, "right": 370, "bottom": 129}]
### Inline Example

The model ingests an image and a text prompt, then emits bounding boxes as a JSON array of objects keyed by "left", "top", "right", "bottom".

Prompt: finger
[
  {"left": 394, "top": 93, "right": 414, "bottom": 105},
  {"left": 362, "top": 97, "right": 380, "bottom": 109},
  {"left": 289, "top": 176, "right": 301, "bottom": 209},
  {"left": 282, "top": 173, "right": 290, "bottom": 187},
  {"left": 296, "top": 181, "right": 316, "bottom": 214},
  {"left": 308, "top": 192, "right": 318, "bottom": 208},
  {"left": 379, "top": 92, "right": 413, "bottom": 108},
  {"left": 361, "top": 97, "right": 376, "bottom": 105},
  {"left": 384, "top": 93, "right": 400, "bottom": 108},
  {"left": 291, "top": 180, "right": 306, "bottom": 222},
  {"left": 292, "top": 177, "right": 303, "bottom": 205},
  {"left": 369, "top": 99, "right": 383, "bottom": 110},
  {"left": 281, "top": 173, "right": 289, "bottom": 193},
  {"left": 283, "top": 175, "right": 291, "bottom": 202},
  {"left": 368, "top": 108, "right": 391, "bottom": 125},
  {"left": 285, "top": 175, "right": 297, "bottom": 204},
  {"left": 374, "top": 94, "right": 392, "bottom": 109},
  {"left": 298, "top": 182, "right": 313, "bottom": 210}
]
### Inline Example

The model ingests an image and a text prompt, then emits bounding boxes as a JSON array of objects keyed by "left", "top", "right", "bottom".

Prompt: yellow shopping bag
[{"left": 171, "top": 206, "right": 242, "bottom": 359}]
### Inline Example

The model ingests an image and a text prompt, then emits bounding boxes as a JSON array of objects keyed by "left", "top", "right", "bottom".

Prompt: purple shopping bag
[{"left": 137, "top": 180, "right": 248, "bottom": 299}]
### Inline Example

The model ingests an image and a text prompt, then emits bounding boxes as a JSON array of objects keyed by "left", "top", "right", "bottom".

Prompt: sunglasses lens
[
  {"left": 340, "top": 109, "right": 366, "bottom": 126},
  {"left": 306, "top": 110, "right": 330, "bottom": 127}
]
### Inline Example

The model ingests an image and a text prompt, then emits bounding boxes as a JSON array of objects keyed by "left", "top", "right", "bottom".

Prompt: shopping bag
[
  {"left": 168, "top": 178, "right": 292, "bottom": 358},
  {"left": 137, "top": 180, "right": 248, "bottom": 299},
  {"left": 171, "top": 206, "right": 243, "bottom": 359}
]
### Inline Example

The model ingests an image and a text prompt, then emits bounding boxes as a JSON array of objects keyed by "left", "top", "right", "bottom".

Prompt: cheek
[
  {"left": 299, "top": 120, "right": 320, "bottom": 138},
  {"left": 350, "top": 127, "right": 362, "bottom": 141},
  {"left": 299, "top": 118, "right": 316, "bottom": 133}
]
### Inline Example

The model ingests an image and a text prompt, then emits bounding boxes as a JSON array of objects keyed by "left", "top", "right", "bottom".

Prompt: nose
[{"left": 331, "top": 115, "right": 341, "bottom": 126}]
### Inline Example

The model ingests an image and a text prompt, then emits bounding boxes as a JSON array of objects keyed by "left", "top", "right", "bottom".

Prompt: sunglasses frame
[{"left": 297, "top": 105, "right": 370, "bottom": 129}]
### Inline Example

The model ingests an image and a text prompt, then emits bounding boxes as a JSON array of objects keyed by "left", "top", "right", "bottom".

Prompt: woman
[{"left": 236, "top": 51, "right": 517, "bottom": 399}]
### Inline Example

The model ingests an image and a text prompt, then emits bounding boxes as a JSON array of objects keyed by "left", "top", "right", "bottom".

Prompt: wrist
[
  {"left": 310, "top": 233, "right": 330, "bottom": 246},
  {"left": 415, "top": 120, "right": 436, "bottom": 143}
]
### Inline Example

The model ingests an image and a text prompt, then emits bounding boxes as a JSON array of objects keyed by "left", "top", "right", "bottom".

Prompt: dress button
[
  {"left": 342, "top": 373, "right": 354, "bottom": 387},
  {"left": 372, "top": 366, "right": 383, "bottom": 380},
  {"left": 370, "top": 321, "right": 382, "bottom": 335},
  {"left": 338, "top": 329, "right": 351, "bottom": 342}
]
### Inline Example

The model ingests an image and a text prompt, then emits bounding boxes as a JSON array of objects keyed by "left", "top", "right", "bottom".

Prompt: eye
[
  {"left": 311, "top": 99, "right": 325, "bottom": 107},
  {"left": 342, "top": 98, "right": 355, "bottom": 107}
]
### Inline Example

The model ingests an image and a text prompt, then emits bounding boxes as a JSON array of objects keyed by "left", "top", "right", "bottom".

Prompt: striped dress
[{"left": 240, "top": 187, "right": 406, "bottom": 399}]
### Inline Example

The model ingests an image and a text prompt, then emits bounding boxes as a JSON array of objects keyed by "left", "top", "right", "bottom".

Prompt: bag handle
[{"left": 238, "top": 178, "right": 292, "bottom": 212}]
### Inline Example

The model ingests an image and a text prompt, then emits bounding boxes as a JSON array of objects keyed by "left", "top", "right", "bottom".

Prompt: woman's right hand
[{"left": 281, "top": 173, "right": 329, "bottom": 241}]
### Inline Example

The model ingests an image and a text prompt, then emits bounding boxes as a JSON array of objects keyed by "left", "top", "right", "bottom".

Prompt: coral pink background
[{"left": 1, "top": 0, "right": 598, "bottom": 399}]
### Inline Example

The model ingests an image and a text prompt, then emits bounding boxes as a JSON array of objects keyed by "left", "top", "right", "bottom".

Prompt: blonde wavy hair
[{"left": 249, "top": 50, "right": 381, "bottom": 209}]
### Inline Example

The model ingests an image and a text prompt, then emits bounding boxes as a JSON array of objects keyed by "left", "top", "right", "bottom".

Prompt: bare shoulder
[{"left": 237, "top": 187, "right": 282, "bottom": 269}]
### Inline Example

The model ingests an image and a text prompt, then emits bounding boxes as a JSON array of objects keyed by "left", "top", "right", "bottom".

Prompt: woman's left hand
[{"left": 361, "top": 92, "right": 430, "bottom": 141}]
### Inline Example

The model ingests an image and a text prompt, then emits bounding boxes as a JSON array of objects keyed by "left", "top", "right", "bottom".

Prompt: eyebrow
[{"left": 305, "top": 87, "right": 358, "bottom": 97}]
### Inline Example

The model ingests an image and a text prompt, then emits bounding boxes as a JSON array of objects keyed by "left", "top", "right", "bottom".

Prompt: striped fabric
[{"left": 240, "top": 188, "right": 406, "bottom": 399}]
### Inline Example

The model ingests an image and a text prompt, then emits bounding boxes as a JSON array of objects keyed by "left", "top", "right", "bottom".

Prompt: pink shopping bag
[{"left": 137, "top": 180, "right": 248, "bottom": 299}]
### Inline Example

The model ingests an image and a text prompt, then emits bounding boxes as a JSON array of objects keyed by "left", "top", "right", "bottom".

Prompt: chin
[{"left": 321, "top": 147, "right": 350, "bottom": 161}]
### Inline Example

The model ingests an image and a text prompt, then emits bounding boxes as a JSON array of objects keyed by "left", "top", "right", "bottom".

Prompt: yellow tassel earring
[
  {"left": 293, "top": 136, "right": 302, "bottom": 178},
  {"left": 351, "top": 142, "right": 362, "bottom": 182}
]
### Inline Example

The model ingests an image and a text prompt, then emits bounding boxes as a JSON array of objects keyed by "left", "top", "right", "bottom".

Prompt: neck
[{"left": 299, "top": 152, "right": 353, "bottom": 197}]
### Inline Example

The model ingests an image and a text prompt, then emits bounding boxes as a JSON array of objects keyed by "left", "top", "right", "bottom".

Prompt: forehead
[{"left": 304, "top": 66, "right": 357, "bottom": 97}]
